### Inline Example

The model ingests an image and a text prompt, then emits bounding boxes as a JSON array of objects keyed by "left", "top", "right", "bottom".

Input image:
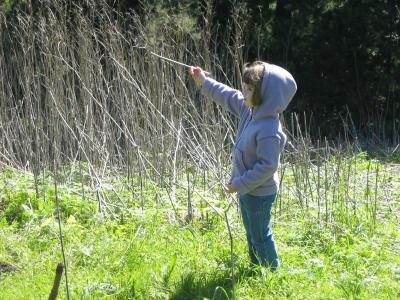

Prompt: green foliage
[
  {"left": 1, "top": 204, "right": 398, "bottom": 298},
  {"left": 0, "top": 168, "right": 98, "bottom": 228},
  {"left": 0, "top": 0, "right": 27, "bottom": 12},
  {"left": 0, "top": 158, "right": 399, "bottom": 298}
]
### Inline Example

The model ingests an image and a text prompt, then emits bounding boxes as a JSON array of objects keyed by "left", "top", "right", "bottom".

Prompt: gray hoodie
[{"left": 201, "top": 63, "right": 297, "bottom": 196}]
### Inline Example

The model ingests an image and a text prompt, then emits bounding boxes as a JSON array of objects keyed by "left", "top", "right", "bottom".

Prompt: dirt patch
[{"left": 0, "top": 262, "right": 20, "bottom": 273}]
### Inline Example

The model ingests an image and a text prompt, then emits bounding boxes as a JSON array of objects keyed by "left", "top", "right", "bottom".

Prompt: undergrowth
[{"left": 0, "top": 154, "right": 399, "bottom": 299}]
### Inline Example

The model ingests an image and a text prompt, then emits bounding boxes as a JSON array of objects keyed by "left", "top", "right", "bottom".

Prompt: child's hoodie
[{"left": 201, "top": 63, "right": 297, "bottom": 196}]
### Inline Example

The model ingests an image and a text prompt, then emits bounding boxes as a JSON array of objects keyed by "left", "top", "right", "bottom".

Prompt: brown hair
[{"left": 242, "top": 61, "right": 265, "bottom": 106}]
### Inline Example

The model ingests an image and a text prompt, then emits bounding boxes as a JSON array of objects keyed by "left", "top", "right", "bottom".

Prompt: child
[{"left": 189, "top": 61, "right": 297, "bottom": 270}]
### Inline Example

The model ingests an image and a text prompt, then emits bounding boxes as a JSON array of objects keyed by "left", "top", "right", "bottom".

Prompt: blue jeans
[{"left": 239, "top": 193, "right": 279, "bottom": 270}]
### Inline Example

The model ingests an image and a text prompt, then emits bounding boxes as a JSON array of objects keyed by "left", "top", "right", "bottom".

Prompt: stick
[
  {"left": 224, "top": 210, "right": 236, "bottom": 300},
  {"left": 148, "top": 51, "right": 211, "bottom": 75},
  {"left": 48, "top": 263, "right": 64, "bottom": 300},
  {"left": 54, "top": 157, "right": 70, "bottom": 300}
]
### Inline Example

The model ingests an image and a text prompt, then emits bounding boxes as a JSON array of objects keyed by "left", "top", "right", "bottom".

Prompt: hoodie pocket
[{"left": 233, "top": 147, "right": 247, "bottom": 175}]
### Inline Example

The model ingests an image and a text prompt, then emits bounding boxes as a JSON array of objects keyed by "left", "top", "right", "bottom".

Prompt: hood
[{"left": 253, "top": 63, "right": 297, "bottom": 120}]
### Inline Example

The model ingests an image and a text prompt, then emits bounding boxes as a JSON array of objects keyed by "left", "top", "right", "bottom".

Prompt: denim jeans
[{"left": 239, "top": 193, "right": 279, "bottom": 270}]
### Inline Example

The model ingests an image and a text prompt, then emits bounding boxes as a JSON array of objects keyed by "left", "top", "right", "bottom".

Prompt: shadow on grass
[{"left": 169, "top": 261, "right": 257, "bottom": 300}]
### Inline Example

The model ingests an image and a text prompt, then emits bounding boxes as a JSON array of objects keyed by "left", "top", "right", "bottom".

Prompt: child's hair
[{"left": 242, "top": 61, "right": 265, "bottom": 106}]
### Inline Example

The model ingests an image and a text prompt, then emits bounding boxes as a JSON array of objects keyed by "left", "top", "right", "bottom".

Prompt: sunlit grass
[{"left": 0, "top": 156, "right": 399, "bottom": 299}]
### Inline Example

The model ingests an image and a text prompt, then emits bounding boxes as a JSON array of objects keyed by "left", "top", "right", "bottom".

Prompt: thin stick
[
  {"left": 224, "top": 209, "right": 236, "bottom": 300},
  {"left": 54, "top": 158, "right": 70, "bottom": 300},
  {"left": 148, "top": 51, "right": 211, "bottom": 75},
  {"left": 48, "top": 263, "right": 64, "bottom": 300}
]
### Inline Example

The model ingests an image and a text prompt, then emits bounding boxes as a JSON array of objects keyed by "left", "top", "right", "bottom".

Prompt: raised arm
[
  {"left": 189, "top": 66, "right": 247, "bottom": 118},
  {"left": 201, "top": 78, "right": 248, "bottom": 117}
]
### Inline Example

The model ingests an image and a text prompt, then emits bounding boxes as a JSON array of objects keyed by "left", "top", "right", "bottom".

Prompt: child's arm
[
  {"left": 231, "top": 136, "right": 281, "bottom": 194},
  {"left": 189, "top": 66, "right": 246, "bottom": 117}
]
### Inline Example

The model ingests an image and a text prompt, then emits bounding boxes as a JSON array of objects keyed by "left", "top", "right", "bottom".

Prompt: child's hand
[
  {"left": 225, "top": 183, "right": 238, "bottom": 194},
  {"left": 189, "top": 66, "right": 206, "bottom": 87}
]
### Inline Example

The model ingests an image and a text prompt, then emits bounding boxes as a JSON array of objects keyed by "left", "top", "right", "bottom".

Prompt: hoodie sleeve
[
  {"left": 231, "top": 136, "right": 281, "bottom": 194},
  {"left": 201, "top": 78, "right": 247, "bottom": 117}
]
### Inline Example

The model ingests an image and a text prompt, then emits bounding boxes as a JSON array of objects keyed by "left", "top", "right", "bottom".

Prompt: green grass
[{"left": 0, "top": 156, "right": 399, "bottom": 299}]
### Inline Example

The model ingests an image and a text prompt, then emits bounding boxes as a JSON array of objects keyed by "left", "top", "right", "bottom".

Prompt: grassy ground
[{"left": 0, "top": 156, "right": 399, "bottom": 299}]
